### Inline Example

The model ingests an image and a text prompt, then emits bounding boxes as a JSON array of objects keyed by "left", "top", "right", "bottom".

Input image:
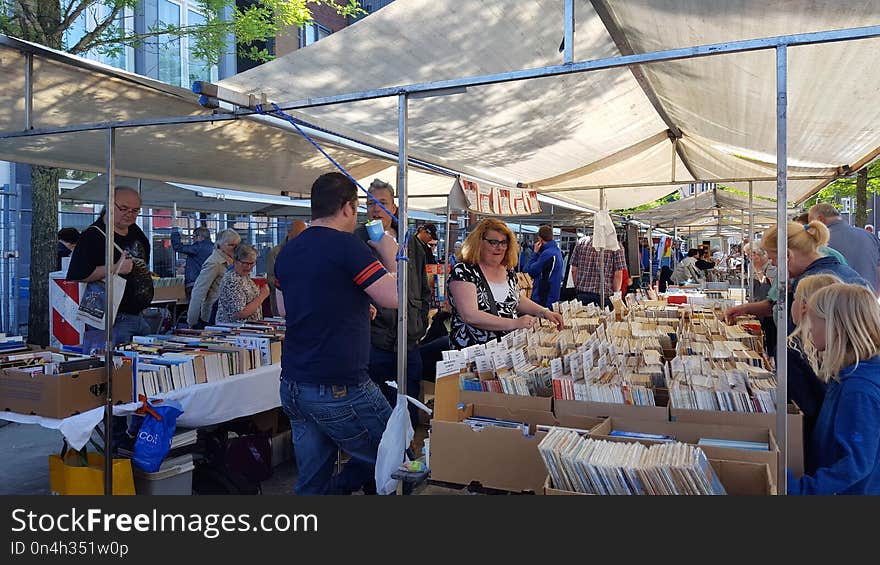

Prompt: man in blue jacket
[
  {"left": 171, "top": 226, "right": 214, "bottom": 298},
  {"left": 526, "top": 225, "right": 564, "bottom": 308}
]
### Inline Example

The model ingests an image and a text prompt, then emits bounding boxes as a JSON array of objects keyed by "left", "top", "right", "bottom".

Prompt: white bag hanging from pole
[{"left": 375, "top": 387, "right": 432, "bottom": 496}]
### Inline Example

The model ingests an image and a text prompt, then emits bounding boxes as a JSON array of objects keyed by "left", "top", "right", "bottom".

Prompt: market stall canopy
[
  {"left": 218, "top": 0, "right": 880, "bottom": 208},
  {"left": 62, "top": 175, "right": 452, "bottom": 220},
  {"left": 1, "top": 1, "right": 879, "bottom": 209},
  {"left": 0, "top": 37, "right": 459, "bottom": 208},
  {"left": 629, "top": 188, "right": 798, "bottom": 229},
  {"left": 61, "top": 176, "right": 311, "bottom": 216}
]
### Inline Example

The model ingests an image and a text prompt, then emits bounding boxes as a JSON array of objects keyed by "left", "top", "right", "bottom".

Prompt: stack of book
[
  {"left": 117, "top": 323, "right": 285, "bottom": 397},
  {"left": 538, "top": 427, "right": 726, "bottom": 495},
  {"left": 667, "top": 356, "right": 776, "bottom": 413},
  {"left": 0, "top": 334, "right": 29, "bottom": 355},
  {"left": 0, "top": 347, "right": 105, "bottom": 375}
]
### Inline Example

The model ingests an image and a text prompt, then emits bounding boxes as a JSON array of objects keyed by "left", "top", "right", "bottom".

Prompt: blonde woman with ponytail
[
  {"left": 726, "top": 221, "right": 866, "bottom": 431},
  {"left": 789, "top": 283, "right": 880, "bottom": 495}
]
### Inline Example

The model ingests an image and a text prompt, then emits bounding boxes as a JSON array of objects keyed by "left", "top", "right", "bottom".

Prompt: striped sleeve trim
[{"left": 353, "top": 260, "right": 386, "bottom": 288}]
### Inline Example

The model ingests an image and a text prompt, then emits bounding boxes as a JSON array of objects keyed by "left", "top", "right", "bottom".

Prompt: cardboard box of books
[
  {"left": 554, "top": 398, "right": 669, "bottom": 423},
  {"left": 430, "top": 403, "right": 604, "bottom": 494},
  {"left": 0, "top": 361, "right": 133, "bottom": 419},
  {"left": 543, "top": 460, "right": 775, "bottom": 495},
  {"left": 459, "top": 390, "right": 552, "bottom": 413},
  {"left": 668, "top": 403, "right": 804, "bottom": 477},
  {"left": 433, "top": 373, "right": 553, "bottom": 422},
  {"left": 588, "top": 417, "right": 779, "bottom": 477}
]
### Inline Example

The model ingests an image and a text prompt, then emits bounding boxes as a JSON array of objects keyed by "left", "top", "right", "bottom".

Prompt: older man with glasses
[{"left": 67, "top": 185, "right": 154, "bottom": 348}]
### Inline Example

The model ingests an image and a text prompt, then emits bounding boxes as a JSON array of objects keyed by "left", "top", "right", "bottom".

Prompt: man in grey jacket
[
  {"left": 187, "top": 229, "right": 241, "bottom": 327},
  {"left": 809, "top": 203, "right": 880, "bottom": 294},
  {"left": 355, "top": 179, "right": 431, "bottom": 423}
]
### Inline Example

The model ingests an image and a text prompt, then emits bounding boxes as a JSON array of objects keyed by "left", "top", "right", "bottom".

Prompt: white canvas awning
[
  {"left": 0, "top": 1, "right": 879, "bottom": 210},
  {"left": 218, "top": 0, "right": 880, "bottom": 207}
]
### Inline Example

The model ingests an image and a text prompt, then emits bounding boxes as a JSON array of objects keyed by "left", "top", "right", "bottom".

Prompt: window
[
  {"left": 158, "top": 0, "right": 182, "bottom": 86},
  {"left": 300, "top": 22, "right": 331, "bottom": 47},
  {"left": 157, "top": 1, "right": 218, "bottom": 87},
  {"left": 63, "top": 5, "right": 134, "bottom": 71}
]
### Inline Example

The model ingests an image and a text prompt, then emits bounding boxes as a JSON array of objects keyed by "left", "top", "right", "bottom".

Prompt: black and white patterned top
[
  {"left": 448, "top": 262, "right": 519, "bottom": 349},
  {"left": 216, "top": 270, "right": 263, "bottom": 324}
]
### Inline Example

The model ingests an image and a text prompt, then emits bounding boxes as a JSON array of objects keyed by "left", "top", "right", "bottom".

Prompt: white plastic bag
[{"left": 375, "top": 387, "right": 432, "bottom": 496}]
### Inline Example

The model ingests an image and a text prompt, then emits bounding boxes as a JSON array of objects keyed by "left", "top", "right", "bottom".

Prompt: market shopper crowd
[{"left": 58, "top": 177, "right": 880, "bottom": 496}]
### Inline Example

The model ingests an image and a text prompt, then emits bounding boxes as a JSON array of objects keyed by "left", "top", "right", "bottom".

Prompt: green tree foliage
[
  {"left": 1, "top": 0, "right": 363, "bottom": 63},
  {"left": 0, "top": 0, "right": 363, "bottom": 344},
  {"left": 805, "top": 161, "right": 880, "bottom": 207}
]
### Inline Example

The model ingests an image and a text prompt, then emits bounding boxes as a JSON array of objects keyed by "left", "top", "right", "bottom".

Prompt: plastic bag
[
  {"left": 132, "top": 400, "right": 184, "bottom": 473},
  {"left": 375, "top": 389, "right": 432, "bottom": 495}
]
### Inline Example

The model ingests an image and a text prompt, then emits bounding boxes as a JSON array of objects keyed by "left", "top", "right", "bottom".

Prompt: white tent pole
[
  {"left": 103, "top": 126, "right": 116, "bottom": 496},
  {"left": 445, "top": 196, "right": 452, "bottom": 266},
  {"left": 599, "top": 188, "right": 606, "bottom": 307},
  {"left": 749, "top": 181, "right": 755, "bottom": 300},
  {"left": 563, "top": 0, "right": 574, "bottom": 64},
  {"left": 775, "top": 46, "right": 789, "bottom": 495},
  {"left": 24, "top": 53, "right": 32, "bottom": 130},
  {"left": 647, "top": 221, "right": 653, "bottom": 289},
  {"left": 672, "top": 219, "right": 678, "bottom": 271},
  {"left": 396, "top": 93, "right": 409, "bottom": 496},
  {"left": 671, "top": 138, "right": 677, "bottom": 182},
  {"left": 740, "top": 209, "right": 745, "bottom": 293}
]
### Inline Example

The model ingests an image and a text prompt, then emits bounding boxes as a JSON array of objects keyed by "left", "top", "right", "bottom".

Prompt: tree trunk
[
  {"left": 856, "top": 167, "right": 869, "bottom": 228},
  {"left": 27, "top": 166, "right": 59, "bottom": 346}
]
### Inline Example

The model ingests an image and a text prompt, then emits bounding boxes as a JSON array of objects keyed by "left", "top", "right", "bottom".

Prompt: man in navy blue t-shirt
[{"left": 275, "top": 172, "right": 399, "bottom": 495}]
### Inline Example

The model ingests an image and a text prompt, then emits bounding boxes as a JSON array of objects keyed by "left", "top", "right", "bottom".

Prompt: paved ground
[
  {"left": 0, "top": 421, "right": 464, "bottom": 496},
  {"left": 0, "top": 422, "right": 61, "bottom": 495}
]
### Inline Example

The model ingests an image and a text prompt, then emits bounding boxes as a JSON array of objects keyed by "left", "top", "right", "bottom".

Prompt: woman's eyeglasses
[{"left": 482, "top": 238, "right": 509, "bottom": 248}]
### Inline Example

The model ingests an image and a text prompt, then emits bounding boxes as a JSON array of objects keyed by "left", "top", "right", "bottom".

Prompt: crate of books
[
  {"left": 430, "top": 403, "right": 604, "bottom": 494},
  {"left": 587, "top": 417, "right": 779, "bottom": 476},
  {"left": 0, "top": 350, "right": 134, "bottom": 418},
  {"left": 539, "top": 428, "right": 776, "bottom": 495}
]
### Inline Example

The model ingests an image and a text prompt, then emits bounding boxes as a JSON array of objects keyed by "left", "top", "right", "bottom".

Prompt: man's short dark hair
[
  {"left": 58, "top": 227, "right": 80, "bottom": 244},
  {"left": 538, "top": 225, "right": 553, "bottom": 242},
  {"left": 687, "top": 248, "right": 699, "bottom": 257},
  {"left": 311, "top": 172, "right": 357, "bottom": 221}
]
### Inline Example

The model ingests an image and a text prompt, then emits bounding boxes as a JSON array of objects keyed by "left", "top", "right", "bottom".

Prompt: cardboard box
[
  {"left": 543, "top": 460, "right": 776, "bottom": 495},
  {"left": 589, "top": 417, "right": 779, "bottom": 476},
  {"left": 554, "top": 398, "right": 669, "bottom": 422},
  {"left": 151, "top": 283, "right": 186, "bottom": 303},
  {"left": 429, "top": 403, "right": 604, "bottom": 494},
  {"left": 0, "top": 362, "right": 133, "bottom": 419},
  {"left": 669, "top": 404, "right": 804, "bottom": 477},
  {"left": 433, "top": 373, "right": 552, "bottom": 422},
  {"left": 459, "top": 390, "right": 552, "bottom": 412}
]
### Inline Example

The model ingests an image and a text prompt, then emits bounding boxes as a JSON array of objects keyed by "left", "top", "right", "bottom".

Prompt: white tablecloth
[{"left": 0, "top": 363, "right": 282, "bottom": 450}]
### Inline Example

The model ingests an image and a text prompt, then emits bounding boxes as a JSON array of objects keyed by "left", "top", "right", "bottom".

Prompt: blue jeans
[
  {"left": 368, "top": 345, "right": 423, "bottom": 425},
  {"left": 577, "top": 291, "right": 610, "bottom": 308},
  {"left": 279, "top": 379, "right": 392, "bottom": 495}
]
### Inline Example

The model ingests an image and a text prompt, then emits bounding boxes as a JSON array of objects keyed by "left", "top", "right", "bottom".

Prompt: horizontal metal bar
[
  {"left": 540, "top": 175, "right": 836, "bottom": 193},
  {"left": 0, "top": 112, "right": 245, "bottom": 139},
  {"left": 273, "top": 25, "right": 880, "bottom": 111}
]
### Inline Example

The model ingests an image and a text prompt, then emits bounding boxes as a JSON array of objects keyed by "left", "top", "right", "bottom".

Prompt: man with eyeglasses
[
  {"left": 67, "top": 186, "right": 154, "bottom": 454},
  {"left": 67, "top": 185, "right": 155, "bottom": 347},
  {"left": 355, "top": 179, "right": 431, "bottom": 427}
]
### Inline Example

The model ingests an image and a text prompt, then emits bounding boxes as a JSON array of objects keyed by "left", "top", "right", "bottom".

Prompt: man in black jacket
[{"left": 355, "top": 179, "right": 431, "bottom": 423}]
